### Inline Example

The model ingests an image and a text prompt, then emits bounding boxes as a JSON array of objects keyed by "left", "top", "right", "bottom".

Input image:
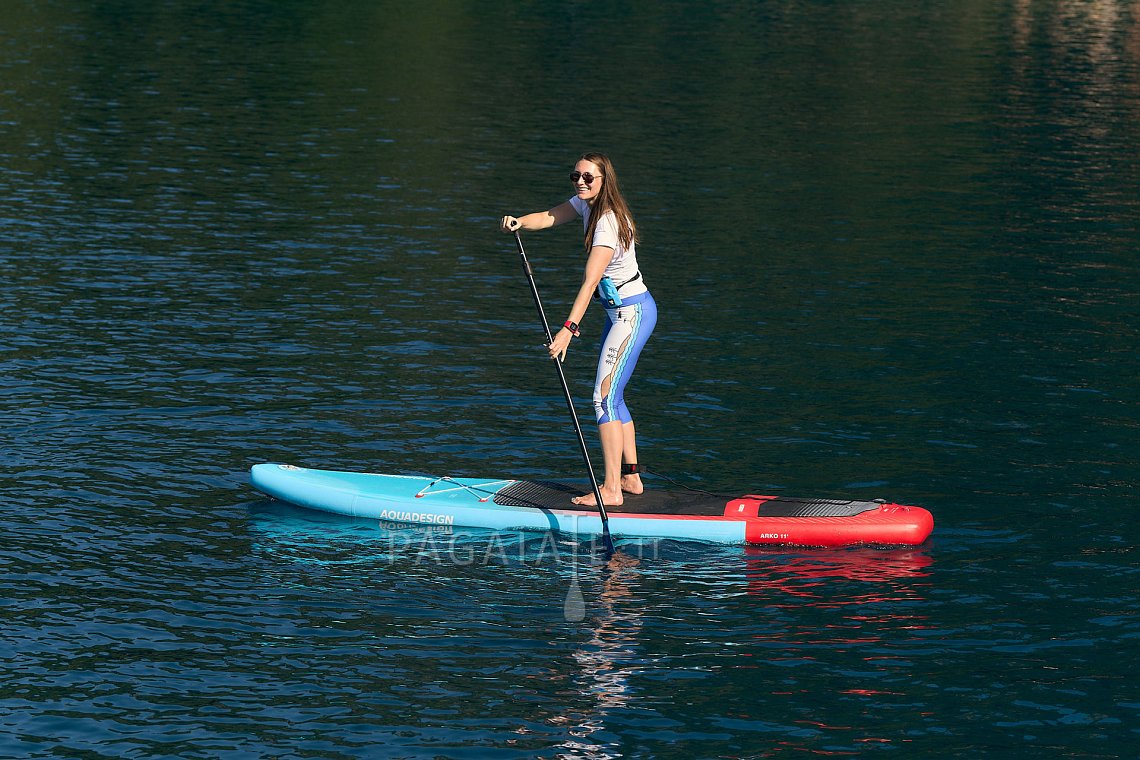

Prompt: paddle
[{"left": 512, "top": 230, "right": 615, "bottom": 555}]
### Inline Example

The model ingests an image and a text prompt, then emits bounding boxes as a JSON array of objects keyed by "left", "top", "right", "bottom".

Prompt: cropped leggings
[{"left": 592, "top": 291, "right": 657, "bottom": 425}]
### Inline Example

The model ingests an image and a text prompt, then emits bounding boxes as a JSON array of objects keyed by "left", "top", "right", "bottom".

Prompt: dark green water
[{"left": 2, "top": 1, "right": 1137, "bottom": 757}]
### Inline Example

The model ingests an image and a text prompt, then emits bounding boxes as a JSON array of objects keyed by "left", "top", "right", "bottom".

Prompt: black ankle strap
[{"left": 621, "top": 463, "right": 644, "bottom": 475}]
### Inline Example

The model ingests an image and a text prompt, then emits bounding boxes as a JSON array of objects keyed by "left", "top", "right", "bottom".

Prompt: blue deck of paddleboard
[{"left": 250, "top": 463, "right": 748, "bottom": 543}]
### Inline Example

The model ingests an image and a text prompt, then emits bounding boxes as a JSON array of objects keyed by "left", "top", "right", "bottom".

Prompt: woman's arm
[
  {"left": 500, "top": 201, "right": 577, "bottom": 233},
  {"left": 548, "top": 243, "right": 613, "bottom": 362}
]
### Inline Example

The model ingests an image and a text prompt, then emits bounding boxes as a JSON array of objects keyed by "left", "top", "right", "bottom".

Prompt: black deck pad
[
  {"left": 758, "top": 497, "right": 882, "bottom": 518},
  {"left": 492, "top": 481, "right": 882, "bottom": 518}
]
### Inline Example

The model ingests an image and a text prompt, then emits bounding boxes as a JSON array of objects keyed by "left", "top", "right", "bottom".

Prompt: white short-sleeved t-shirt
[{"left": 569, "top": 196, "right": 647, "bottom": 297}]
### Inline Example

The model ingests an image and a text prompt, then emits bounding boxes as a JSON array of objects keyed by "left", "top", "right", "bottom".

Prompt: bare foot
[
  {"left": 572, "top": 486, "right": 623, "bottom": 508},
  {"left": 621, "top": 474, "right": 644, "bottom": 495}
]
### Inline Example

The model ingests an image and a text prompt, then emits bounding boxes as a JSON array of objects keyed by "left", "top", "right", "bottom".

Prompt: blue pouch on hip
[{"left": 599, "top": 276, "right": 623, "bottom": 307}]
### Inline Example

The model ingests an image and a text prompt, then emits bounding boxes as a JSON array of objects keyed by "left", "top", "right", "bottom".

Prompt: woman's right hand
[
  {"left": 500, "top": 215, "right": 520, "bottom": 233},
  {"left": 547, "top": 328, "right": 572, "bottom": 362}
]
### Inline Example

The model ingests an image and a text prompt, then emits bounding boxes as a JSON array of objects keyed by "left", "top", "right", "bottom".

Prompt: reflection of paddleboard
[
  {"left": 250, "top": 464, "right": 934, "bottom": 547},
  {"left": 742, "top": 547, "right": 934, "bottom": 603}
]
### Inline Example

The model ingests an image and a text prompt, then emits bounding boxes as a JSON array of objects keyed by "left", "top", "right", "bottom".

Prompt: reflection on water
[
  {"left": 249, "top": 501, "right": 942, "bottom": 757},
  {"left": 743, "top": 547, "right": 933, "bottom": 606},
  {"left": 556, "top": 552, "right": 644, "bottom": 759}
]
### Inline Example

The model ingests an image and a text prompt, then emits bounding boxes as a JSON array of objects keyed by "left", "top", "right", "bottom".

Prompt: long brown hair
[{"left": 579, "top": 152, "right": 638, "bottom": 254}]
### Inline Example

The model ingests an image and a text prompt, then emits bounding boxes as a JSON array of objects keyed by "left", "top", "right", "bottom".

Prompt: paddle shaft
[{"left": 513, "top": 231, "right": 614, "bottom": 552}]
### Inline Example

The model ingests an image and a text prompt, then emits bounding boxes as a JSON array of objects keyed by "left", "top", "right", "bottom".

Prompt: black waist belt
[{"left": 616, "top": 271, "right": 641, "bottom": 290}]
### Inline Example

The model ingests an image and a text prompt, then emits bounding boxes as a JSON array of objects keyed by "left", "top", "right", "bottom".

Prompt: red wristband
[{"left": 563, "top": 320, "right": 581, "bottom": 337}]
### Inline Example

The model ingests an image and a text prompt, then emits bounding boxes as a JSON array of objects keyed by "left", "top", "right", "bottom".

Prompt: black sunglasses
[{"left": 569, "top": 171, "right": 602, "bottom": 185}]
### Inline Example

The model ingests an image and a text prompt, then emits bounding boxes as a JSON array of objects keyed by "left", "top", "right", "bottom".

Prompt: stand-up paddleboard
[{"left": 250, "top": 464, "right": 934, "bottom": 547}]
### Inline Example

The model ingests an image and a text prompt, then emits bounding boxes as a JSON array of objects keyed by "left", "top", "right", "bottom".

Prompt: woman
[{"left": 500, "top": 152, "right": 657, "bottom": 508}]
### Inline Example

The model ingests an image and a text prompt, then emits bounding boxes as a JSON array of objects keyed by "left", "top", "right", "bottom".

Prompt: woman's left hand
[{"left": 548, "top": 328, "right": 572, "bottom": 362}]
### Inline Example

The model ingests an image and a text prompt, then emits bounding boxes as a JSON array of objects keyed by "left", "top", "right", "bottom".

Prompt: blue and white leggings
[{"left": 593, "top": 291, "right": 657, "bottom": 424}]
